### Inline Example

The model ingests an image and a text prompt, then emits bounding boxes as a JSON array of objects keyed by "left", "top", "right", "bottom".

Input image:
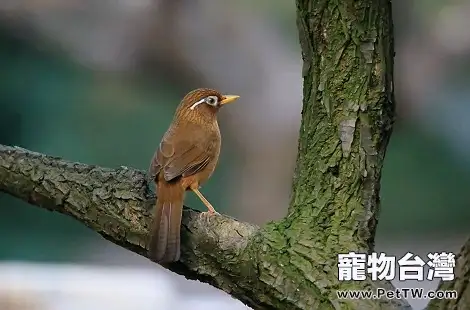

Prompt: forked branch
[{"left": 0, "top": 145, "right": 412, "bottom": 310}]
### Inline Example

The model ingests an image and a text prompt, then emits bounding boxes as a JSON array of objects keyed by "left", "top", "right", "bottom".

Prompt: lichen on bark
[
  {"left": 199, "top": 0, "right": 404, "bottom": 308},
  {"left": 426, "top": 237, "right": 470, "bottom": 310},
  {"left": 248, "top": 0, "right": 401, "bottom": 308}
]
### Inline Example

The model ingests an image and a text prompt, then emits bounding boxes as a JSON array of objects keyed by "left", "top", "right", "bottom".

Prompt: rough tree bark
[
  {"left": 1, "top": 1, "right": 464, "bottom": 310},
  {"left": 427, "top": 238, "right": 470, "bottom": 310}
]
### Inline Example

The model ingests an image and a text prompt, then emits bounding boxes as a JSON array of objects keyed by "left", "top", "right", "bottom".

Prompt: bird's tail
[{"left": 149, "top": 180, "right": 184, "bottom": 263}]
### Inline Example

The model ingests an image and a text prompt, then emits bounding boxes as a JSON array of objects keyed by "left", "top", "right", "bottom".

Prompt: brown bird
[{"left": 148, "top": 88, "right": 239, "bottom": 263}]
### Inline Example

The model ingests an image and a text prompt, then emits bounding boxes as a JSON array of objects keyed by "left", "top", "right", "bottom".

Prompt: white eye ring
[{"left": 205, "top": 96, "right": 219, "bottom": 106}]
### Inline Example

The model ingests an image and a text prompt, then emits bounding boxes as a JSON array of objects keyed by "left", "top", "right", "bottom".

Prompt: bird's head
[{"left": 175, "top": 88, "right": 239, "bottom": 121}]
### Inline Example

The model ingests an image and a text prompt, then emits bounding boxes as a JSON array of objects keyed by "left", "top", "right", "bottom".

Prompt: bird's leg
[{"left": 191, "top": 188, "right": 219, "bottom": 215}]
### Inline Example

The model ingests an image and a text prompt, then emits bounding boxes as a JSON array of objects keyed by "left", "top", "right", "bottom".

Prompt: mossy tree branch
[
  {"left": 426, "top": 238, "right": 470, "bottom": 310},
  {"left": 0, "top": 145, "right": 263, "bottom": 306}
]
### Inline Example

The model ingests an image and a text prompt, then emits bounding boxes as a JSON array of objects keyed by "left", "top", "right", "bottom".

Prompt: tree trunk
[
  {"left": 293, "top": 0, "right": 395, "bottom": 253},
  {"left": 427, "top": 237, "right": 470, "bottom": 310},
  {"left": 243, "top": 0, "right": 401, "bottom": 308}
]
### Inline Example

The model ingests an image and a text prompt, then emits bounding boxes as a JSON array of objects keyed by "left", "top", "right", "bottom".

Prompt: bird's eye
[{"left": 205, "top": 96, "right": 218, "bottom": 106}]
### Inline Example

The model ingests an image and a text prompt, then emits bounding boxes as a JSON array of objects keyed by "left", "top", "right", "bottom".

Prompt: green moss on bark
[
  {"left": 292, "top": 0, "right": 395, "bottom": 254},
  {"left": 239, "top": 0, "right": 405, "bottom": 309}
]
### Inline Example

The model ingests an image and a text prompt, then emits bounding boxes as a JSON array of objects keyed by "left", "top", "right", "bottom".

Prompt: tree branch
[
  {"left": 427, "top": 237, "right": 470, "bottom": 309},
  {"left": 0, "top": 132, "right": 409, "bottom": 310},
  {"left": 0, "top": 142, "right": 410, "bottom": 310},
  {"left": 0, "top": 145, "right": 260, "bottom": 308}
]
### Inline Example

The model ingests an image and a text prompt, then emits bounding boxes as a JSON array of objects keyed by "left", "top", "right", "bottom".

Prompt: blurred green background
[{"left": 0, "top": 27, "right": 237, "bottom": 261}]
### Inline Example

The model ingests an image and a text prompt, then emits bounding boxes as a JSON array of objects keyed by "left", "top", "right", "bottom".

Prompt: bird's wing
[{"left": 149, "top": 126, "right": 216, "bottom": 182}]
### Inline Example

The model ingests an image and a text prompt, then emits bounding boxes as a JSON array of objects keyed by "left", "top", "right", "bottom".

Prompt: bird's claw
[{"left": 200, "top": 210, "right": 220, "bottom": 217}]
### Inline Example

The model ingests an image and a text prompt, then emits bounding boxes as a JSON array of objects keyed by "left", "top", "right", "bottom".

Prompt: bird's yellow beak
[{"left": 220, "top": 95, "right": 240, "bottom": 105}]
